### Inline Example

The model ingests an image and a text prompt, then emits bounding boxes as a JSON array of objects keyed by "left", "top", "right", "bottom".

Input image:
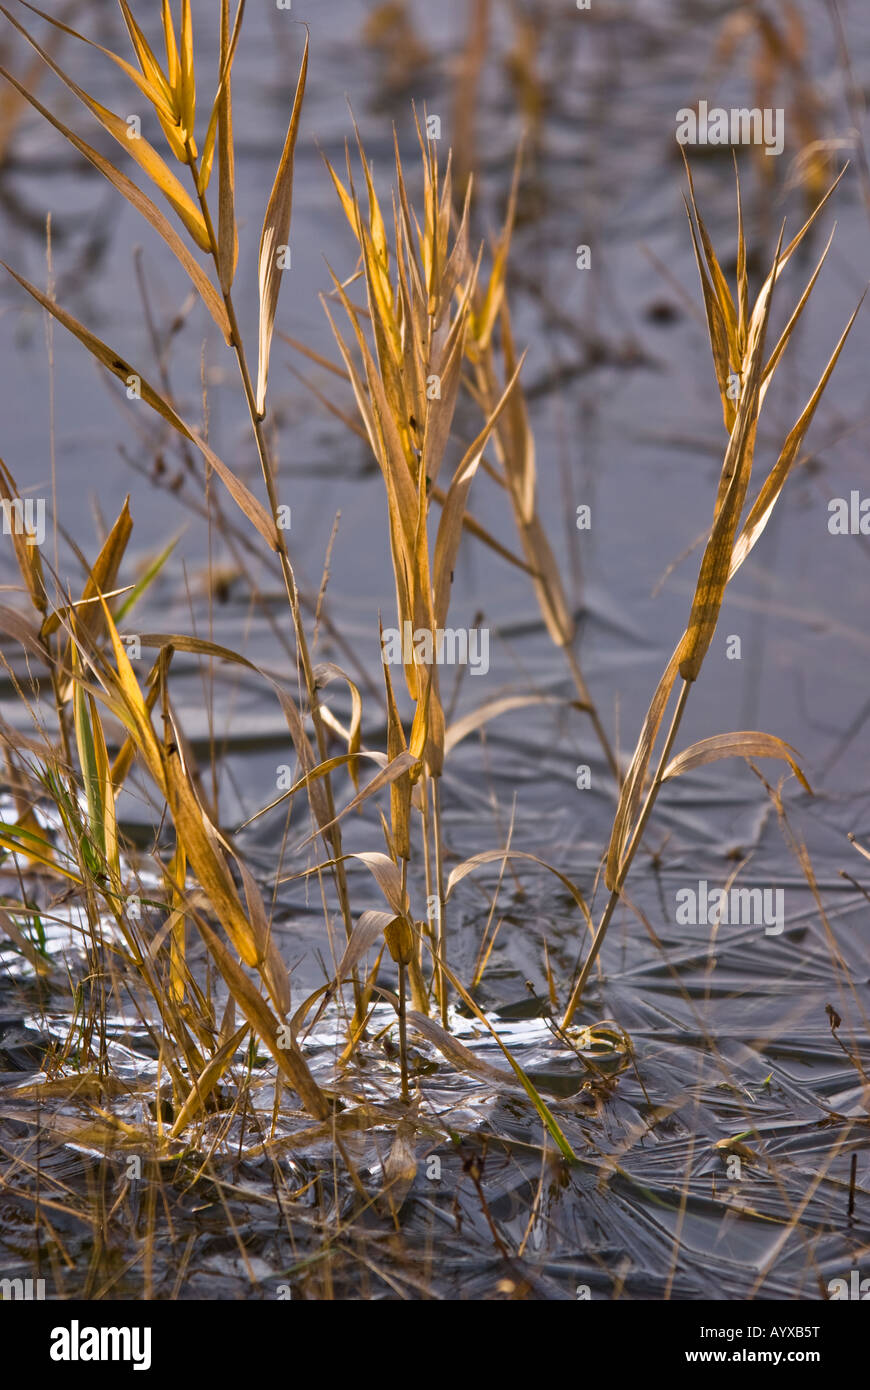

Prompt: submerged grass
[{"left": 0, "top": 0, "right": 865, "bottom": 1299}]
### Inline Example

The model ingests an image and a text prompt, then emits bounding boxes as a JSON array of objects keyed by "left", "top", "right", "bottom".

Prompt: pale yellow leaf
[{"left": 256, "top": 33, "right": 308, "bottom": 415}]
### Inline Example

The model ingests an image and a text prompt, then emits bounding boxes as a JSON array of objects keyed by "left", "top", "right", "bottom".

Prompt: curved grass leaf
[
  {"left": 18, "top": 0, "right": 176, "bottom": 122},
  {"left": 1, "top": 263, "right": 275, "bottom": 546},
  {"left": 256, "top": 31, "right": 308, "bottom": 415},
  {"left": 168, "top": 1022, "right": 249, "bottom": 1138},
  {"left": 444, "top": 693, "right": 564, "bottom": 757},
  {"left": 0, "top": 6, "right": 209, "bottom": 248},
  {"left": 191, "top": 912, "right": 329, "bottom": 1120},
  {"left": 0, "top": 67, "right": 231, "bottom": 341},
  {"left": 662, "top": 732, "right": 811, "bottom": 793},
  {"left": 446, "top": 848, "right": 592, "bottom": 931}
]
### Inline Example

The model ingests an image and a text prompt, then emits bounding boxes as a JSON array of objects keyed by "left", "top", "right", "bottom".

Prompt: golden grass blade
[
  {"left": 682, "top": 156, "right": 739, "bottom": 361},
  {"left": 678, "top": 229, "right": 781, "bottom": 683},
  {"left": 381, "top": 643, "right": 411, "bottom": 860},
  {"left": 498, "top": 301, "right": 535, "bottom": 523},
  {"left": 413, "top": 961, "right": 577, "bottom": 1162},
  {"left": 732, "top": 168, "right": 847, "bottom": 382},
  {"left": 202, "top": 0, "right": 244, "bottom": 289},
  {"left": 1, "top": 263, "right": 275, "bottom": 546},
  {"left": 322, "top": 275, "right": 413, "bottom": 525},
  {"left": 522, "top": 514, "right": 577, "bottom": 649},
  {"left": 17, "top": 1, "right": 176, "bottom": 123},
  {"left": 236, "top": 750, "right": 387, "bottom": 831},
  {"left": 410, "top": 542, "right": 445, "bottom": 777},
  {"left": 444, "top": 694, "right": 564, "bottom": 757},
  {"left": 662, "top": 731, "right": 811, "bottom": 792},
  {"left": 168, "top": 1023, "right": 249, "bottom": 1138},
  {"left": 73, "top": 665, "right": 104, "bottom": 861},
  {"left": 321, "top": 283, "right": 418, "bottom": 559},
  {"left": 419, "top": 302, "right": 468, "bottom": 491},
  {"left": 392, "top": 135, "right": 426, "bottom": 304},
  {"left": 162, "top": 0, "right": 180, "bottom": 95},
  {"left": 97, "top": 595, "right": 166, "bottom": 785},
  {"left": 358, "top": 218, "right": 402, "bottom": 373},
  {"left": 439, "top": 499, "right": 535, "bottom": 575},
  {"left": 165, "top": 840, "right": 187, "bottom": 1003},
  {"left": 75, "top": 672, "right": 102, "bottom": 867},
  {"left": 432, "top": 352, "right": 526, "bottom": 628},
  {"left": 155, "top": 694, "right": 291, "bottom": 1012},
  {"left": 78, "top": 676, "right": 157, "bottom": 790},
  {"left": 683, "top": 194, "right": 733, "bottom": 428},
  {"left": 103, "top": 646, "right": 161, "bottom": 790},
  {"left": 487, "top": 306, "right": 577, "bottom": 651},
  {"left": 445, "top": 848, "right": 592, "bottom": 931},
  {"left": 117, "top": 0, "right": 173, "bottom": 105},
  {"left": 319, "top": 299, "right": 377, "bottom": 444},
  {"left": 353, "top": 119, "right": 389, "bottom": 274},
  {"left": 0, "top": 905, "right": 51, "bottom": 976},
  {"left": 335, "top": 910, "right": 395, "bottom": 986},
  {"left": 735, "top": 157, "right": 748, "bottom": 339},
  {"left": 42, "top": 496, "right": 132, "bottom": 641},
  {"left": 731, "top": 297, "right": 863, "bottom": 579},
  {"left": 289, "top": 983, "right": 333, "bottom": 1039},
  {"left": 115, "top": 0, "right": 186, "bottom": 160},
  {"left": 133, "top": 632, "right": 332, "bottom": 837},
  {"left": 115, "top": 532, "right": 183, "bottom": 621},
  {"left": 348, "top": 124, "right": 399, "bottom": 375},
  {"left": 349, "top": 850, "right": 408, "bottom": 916},
  {"left": 71, "top": 669, "right": 121, "bottom": 884},
  {"left": 0, "top": 822, "right": 82, "bottom": 883},
  {"left": 406, "top": 1010, "right": 514, "bottom": 1085},
  {"left": 605, "top": 645, "right": 682, "bottom": 891},
  {"left": 226, "top": 852, "right": 291, "bottom": 1016},
  {"left": 0, "top": 7, "right": 209, "bottom": 248},
  {"left": 407, "top": 666, "right": 431, "bottom": 765},
  {"left": 199, "top": 90, "right": 219, "bottom": 192},
  {"left": 775, "top": 165, "right": 848, "bottom": 271},
  {"left": 394, "top": 219, "right": 428, "bottom": 419},
  {"left": 760, "top": 227, "right": 835, "bottom": 404},
  {"left": 312, "top": 661, "right": 362, "bottom": 788},
  {"left": 256, "top": 31, "right": 308, "bottom": 416},
  {"left": 0, "top": 458, "right": 46, "bottom": 613},
  {"left": 179, "top": 0, "right": 195, "bottom": 140},
  {"left": 472, "top": 225, "right": 510, "bottom": 351},
  {"left": 91, "top": 693, "right": 120, "bottom": 886},
  {"left": 192, "top": 913, "right": 329, "bottom": 1120},
  {"left": 322, "top": 150, "right": 359, "bottom": 237},
  {"left": 163, "top": 752, "right": 261, "bottom": 972},
  {"left": 294, "top": 752, "right": 418, "bottom": 850},
  {"left": 0, "top": 67, "right": 230, "bottom": 340},
  {"left": 0, "top": 604, "right": 46, "bottom": 661}
]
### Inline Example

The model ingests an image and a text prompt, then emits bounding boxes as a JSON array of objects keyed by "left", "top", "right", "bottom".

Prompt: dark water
[{"left": 0, "top": 0, "right": 869, "bottom": 1299}]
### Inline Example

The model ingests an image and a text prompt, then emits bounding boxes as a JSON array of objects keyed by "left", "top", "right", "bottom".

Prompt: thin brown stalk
[
  {"left": 183, "top": 140, "right": 362, "bottom": 1020},
  {"left": 562, "top": 680, "right": 690, "bottom": 1027}
]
